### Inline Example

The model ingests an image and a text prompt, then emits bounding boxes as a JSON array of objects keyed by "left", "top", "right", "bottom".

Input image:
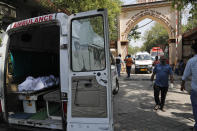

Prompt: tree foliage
[
  {"left": 141, "top": 23, "right": 169, "bottom": 52},
  {"left": 171, "top": 0, "right": 197, "bottom": 19},
  {"left": 182, "top": 19, "right": 197, "bottom": 33},
  {"left": 40, "top": 0, "right": 122, "bottom": 41},
  {"left": 127, "top": 25, "right": 141, "bottom": 42},
  {"left": 171, "top": 0, "right": 197, "bottom": 32},
  {"left": 128, "top": 45, "right": 141, "bottom": 55}
]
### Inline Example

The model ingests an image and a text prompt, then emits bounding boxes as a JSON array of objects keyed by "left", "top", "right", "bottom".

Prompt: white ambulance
[
  {"left": 135, "top": 52, "right": 153, "bottom": 74},
  {"left": 0, "top": 9, "right": 116, "bottom": 131}
]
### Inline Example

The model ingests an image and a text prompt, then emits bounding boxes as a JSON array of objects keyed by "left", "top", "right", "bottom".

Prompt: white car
[
  {"left": 135, "top": 52, "right": 153, "bottom": 74},
  {"left": 110, "top": 53, "right": 119, "bottom": 95}
]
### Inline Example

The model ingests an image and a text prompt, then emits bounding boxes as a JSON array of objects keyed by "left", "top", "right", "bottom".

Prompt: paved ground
[{"left": 114, "top": 73, "right": 193, "bottom": 131}]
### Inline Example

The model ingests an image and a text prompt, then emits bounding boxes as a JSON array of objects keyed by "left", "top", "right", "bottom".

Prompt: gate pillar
[{"left": 168, "top": 41, "right": 176, "bottom": 66}]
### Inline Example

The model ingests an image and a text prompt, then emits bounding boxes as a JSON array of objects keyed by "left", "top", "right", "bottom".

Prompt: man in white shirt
[{"left": 181, "top": 43, "right": 197, "bottom": 131}]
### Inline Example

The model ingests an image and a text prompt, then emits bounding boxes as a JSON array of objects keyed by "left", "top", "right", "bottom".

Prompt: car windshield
[
  {"left": 136, "top": 54, "right": 151, "bottom": 60},
  {"left": 150, "top": 51, "right": 164, "bottom": 56},
  {"left": 150, "top": 52, "right": 158, "bottom": 56}
]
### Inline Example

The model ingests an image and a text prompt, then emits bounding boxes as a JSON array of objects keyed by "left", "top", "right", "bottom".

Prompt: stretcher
[{"left": 15, "top": 86, "right": 58, "bottom": 113}]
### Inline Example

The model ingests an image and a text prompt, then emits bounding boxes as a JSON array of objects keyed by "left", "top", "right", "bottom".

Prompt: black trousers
[
  {"left": 126, "top": 66, "right": 131, "bottom": 77},
  {"left": 153, "top": 84, "right": 168, "bottom": 109}
]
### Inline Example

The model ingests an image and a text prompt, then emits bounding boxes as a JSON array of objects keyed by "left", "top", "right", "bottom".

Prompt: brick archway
[
  {"left": 118, "top": 1, "right": 181, "bottom": 65},
  {"left": 121, "top": 9, "right": 175, "bottom": 41}
]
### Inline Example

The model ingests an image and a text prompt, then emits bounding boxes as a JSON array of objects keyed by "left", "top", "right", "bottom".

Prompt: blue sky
[
  {"left": 120, "top": 0, "right": 189, "bottom": 47},
  {"left": 121, "top": 0, "right": 136, "bottom": 4},
  {"left": 129, "top": 19, "right": 155, "bottom": 47}
]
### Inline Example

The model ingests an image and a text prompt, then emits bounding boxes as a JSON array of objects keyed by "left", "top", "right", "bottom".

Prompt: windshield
[
  {"left": 150, "top": 52, "right": 158, "bottom": 56},
  {"left": 150, "top": 51, "right": 164, "bottom": 56},
  {"left": 136, "top": 54, "right": 151, "bottom": 60}
]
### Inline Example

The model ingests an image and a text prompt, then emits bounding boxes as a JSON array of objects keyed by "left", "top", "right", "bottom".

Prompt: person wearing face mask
[{"left": 151, "top": 56, "right": 174, "bottom": 111}]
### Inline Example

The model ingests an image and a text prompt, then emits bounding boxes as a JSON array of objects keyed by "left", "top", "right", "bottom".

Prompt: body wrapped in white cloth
[{"left": 18, "top": 75, "right": 59, "bottom": 92}]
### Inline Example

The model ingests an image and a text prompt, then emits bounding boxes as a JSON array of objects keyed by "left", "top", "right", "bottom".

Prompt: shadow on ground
[{"left": 113, "top": 75, "right": 193, "bottom": 131}]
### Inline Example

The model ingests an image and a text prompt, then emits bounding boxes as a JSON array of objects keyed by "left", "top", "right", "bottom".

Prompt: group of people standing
[{"left": 115, "top": 42, "right": 197, "bottom": 130}]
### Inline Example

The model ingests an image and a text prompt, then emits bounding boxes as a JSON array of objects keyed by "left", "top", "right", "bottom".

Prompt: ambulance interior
[{"left": 5, "top": 22, "right": 64, "bottom": 129}]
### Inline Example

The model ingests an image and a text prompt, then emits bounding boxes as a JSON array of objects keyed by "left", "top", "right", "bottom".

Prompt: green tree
[
  {"left": 40, "top": 0, "right": 122, "bottom": 41},
  {"left": 182, "top": 19, "right": 197, "bottom": 33},
  {"left": 128, "top": 45, "right": 141, "bottom": 55},
  {"left": 171, "top": 0, "right": 197, "bottom": 19},
  {"left": 141, "top": 23, "right": 169, "bottom": 52},
  {"left": 171, "top": 0, "right": 197, "bottom": 32},
  {"left": 127, "top": 25, "right": 141, "bottom": 42}
]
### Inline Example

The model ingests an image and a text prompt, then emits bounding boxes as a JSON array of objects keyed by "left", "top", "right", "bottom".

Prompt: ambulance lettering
[
  {"left": 12, "top": 14, "right": 54, "bottom": 28},
  {"left": 34, "top": 18, "right": 38, "bottom": 23},
  {"left": 39, "top": 17, "right": 44, "bottom": 22}
]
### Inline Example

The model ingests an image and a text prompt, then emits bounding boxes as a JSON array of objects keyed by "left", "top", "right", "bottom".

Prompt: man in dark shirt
[
  {"left": 116, "top": 54, "right": 122, "bottom": 77},
  {"left": 151, "top": 56, "right": 173, "bottom": 111}
]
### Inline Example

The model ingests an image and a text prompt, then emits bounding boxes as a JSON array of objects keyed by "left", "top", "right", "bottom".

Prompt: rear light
[{"left": 63, "top": 101, "right": 67, "bottom": 115}]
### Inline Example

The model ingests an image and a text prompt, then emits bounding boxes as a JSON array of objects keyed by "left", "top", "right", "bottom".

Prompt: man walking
[
  {"left": 116, "top": 54, "right": 122, "bottom": 77},
  {"left": 124, "top": 54, "right": 133, "bottom": 78},
  {"left": 151, "top": 56, "right": 173, "bottom": 111},
  {"left": 181, "top": 43, "right": 197, "bottom": 131}
]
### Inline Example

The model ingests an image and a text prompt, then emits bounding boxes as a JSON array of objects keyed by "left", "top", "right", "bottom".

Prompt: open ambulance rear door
[
  {"left": 67, "top": 9, "right": 113, "bottom": 131},
  {"left": 0, "top": 33, "right": 9, "bottom": 121}
]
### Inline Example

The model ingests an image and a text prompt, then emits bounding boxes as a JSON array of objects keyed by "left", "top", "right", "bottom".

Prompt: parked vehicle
[
  {"left": 0, "top": 9, "right": 114, "bottom": 131},
  {"left": 150, "top": 47, "right": 164, "bottom": 60},
  {"left": 135, "top": 52, "right": 153, "bottom": 74},
  {"left": 110, "top": 53, "right": 119, "bottom": 95}
]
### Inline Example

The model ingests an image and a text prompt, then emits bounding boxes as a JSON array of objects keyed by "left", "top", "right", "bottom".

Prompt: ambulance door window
[{"left": 71, "top": 16, "right": 105, "bottom": 72}]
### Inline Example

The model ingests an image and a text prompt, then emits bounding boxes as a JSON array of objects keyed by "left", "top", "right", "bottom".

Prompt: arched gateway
[{"left": 118, "top": 0, "right": 181, "bottom": 65}]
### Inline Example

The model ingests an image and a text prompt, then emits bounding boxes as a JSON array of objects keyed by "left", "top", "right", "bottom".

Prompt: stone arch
[
  {"left": 118, "top": 1, "right": 182, "bottom": 65},
  {"left": 121, "top": 9, "right": 175, "bottom": 41}
]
